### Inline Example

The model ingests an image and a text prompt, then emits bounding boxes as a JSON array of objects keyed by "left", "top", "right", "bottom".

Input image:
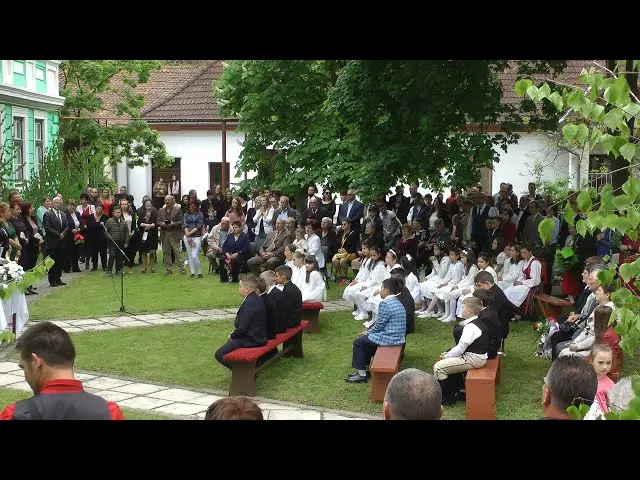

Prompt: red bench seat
[
  {"left": 302, "top": 302, "right": 324, "bottom": 333},
  {"left": 223, "top": 320, "right": 310, "bottom": 396}
]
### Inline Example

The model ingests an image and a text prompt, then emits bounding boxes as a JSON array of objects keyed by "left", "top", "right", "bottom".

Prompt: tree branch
[{"left": 594, "top": 61, "right": 640, "bottom": 104}]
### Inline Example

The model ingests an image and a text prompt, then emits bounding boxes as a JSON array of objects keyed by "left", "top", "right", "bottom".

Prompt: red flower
[{"left": 533, "top": 323, "right": 539, "bottom": 331}]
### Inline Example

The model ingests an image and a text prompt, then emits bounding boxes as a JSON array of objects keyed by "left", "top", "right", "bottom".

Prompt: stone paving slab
[{"left": 0, "top": 365, "right": 377, "bottom": 420}]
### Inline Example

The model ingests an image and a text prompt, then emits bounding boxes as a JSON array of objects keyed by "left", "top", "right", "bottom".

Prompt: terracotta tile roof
[
  {"left": 59, "top": 61, "right": 229, "bottom": 125},
  {"left": 141, "top": 61, "right": 227, "bottom": 122},
  {"left": 499, "top": 59, "right": 603, "bottom": 107}
]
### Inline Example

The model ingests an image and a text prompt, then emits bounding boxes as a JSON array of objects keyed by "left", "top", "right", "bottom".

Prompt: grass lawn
[
  {"left": 0, "top": 387, "right": 172, "bottom": 420},
  {"left": 35, "top": 311, "right": 640, "bottom": 419},
  {"left": 29, "top": 250, "right": 347, "bottom": 320}
]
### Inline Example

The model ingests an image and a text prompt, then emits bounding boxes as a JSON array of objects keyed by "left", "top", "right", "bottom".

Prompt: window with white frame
[
  {"left": 12, "top": 117, "right": 25, "bottom": 181},
  {"left": 35, "top": 119, "right": 44, "bottom": 171}
]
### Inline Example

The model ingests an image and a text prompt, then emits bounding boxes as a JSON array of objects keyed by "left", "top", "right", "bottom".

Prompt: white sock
[{"left": 357, "top": 369, "right": 367, "bottom": 376}]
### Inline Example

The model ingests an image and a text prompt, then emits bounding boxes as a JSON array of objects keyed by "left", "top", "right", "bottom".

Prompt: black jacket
[
  {"left": 478, "top": 307, "right": 502, "bottom": 359},
  {"left": 278, "top": 282, "right": 303, "bottom": 331},
  {"left": 230, "top": 293, "right": 267, "bottom": 347}
]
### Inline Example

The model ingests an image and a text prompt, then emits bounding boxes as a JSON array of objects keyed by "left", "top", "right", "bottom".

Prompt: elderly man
[
  {"left": 301, "top": 197, "right": 326, "bottom": 229},
  {"left": 271, "top": 196, "right": 300, "bottom": 228},
  {"left": 383, "top": 368, "right": 443, "bottom": 420},
  {"left": 157, "top": 194, "right": 184, "bottom": 275},
  {"left": 247, "top": 218, "right": 291, "bottom": 275},
  {"left": 207, "top": 217, "right": 231, "bottom": 274}
]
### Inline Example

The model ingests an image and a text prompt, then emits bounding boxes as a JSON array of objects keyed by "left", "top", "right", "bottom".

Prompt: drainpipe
[{"left": 221, "top": 120, "right": 227, "bottom": 191}]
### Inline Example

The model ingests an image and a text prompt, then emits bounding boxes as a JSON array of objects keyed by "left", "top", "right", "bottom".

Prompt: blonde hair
[{"left": 589, "top": 343, "right": 613, "bottom": 361}]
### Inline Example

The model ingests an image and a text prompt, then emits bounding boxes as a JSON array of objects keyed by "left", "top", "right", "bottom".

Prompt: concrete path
[{"left": 0, "top": 361, "right": 379, "bottom": 420}]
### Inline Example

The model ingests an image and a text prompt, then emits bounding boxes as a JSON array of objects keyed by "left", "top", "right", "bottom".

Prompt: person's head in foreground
[
  {"left": 16, "top": 321, "right": 76, "bottom": 394},
  {"left": 204, "top": 397, "right": 264, "bottom": 420},
  {"left": 542, "top": 356, "right": 597, "bottom": 420},
  {"left": 383, "top": 368, "right": 443, "bottom": 420}
]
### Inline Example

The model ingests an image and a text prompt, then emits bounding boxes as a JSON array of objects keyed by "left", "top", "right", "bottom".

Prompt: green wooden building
[{"left": 0, "top": 60, "right": 65, "bottom": 187}]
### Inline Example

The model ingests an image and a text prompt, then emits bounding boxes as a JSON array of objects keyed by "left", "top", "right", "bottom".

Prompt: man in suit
[
  {"left": 255, "top": 275, "right": 278, "bottom": 366},
  {"left": 471, "top": 289, "right": 504, "bottom": 359},
  {"left": 156, "top": 195, "right": 184, "bottom": 275},
  {"left": 263, "top": 270, "right": 285, "bottom": 333},
  {"left": 271, "top": 196, "right": 301, "bottom": 229},
  {"left": 305, "top": 185, "right": 322, "bottom": 210},
  {"left": 246, "top": 218, "right": 291, "bottom": 275},
  {"left": 301, "top": 197, "right": 326, "bottom": 229},
  {"left": 345, "top": 277, "right": 407, "bottom": 384},
  {"left": 214, "top": 275, "right": 268, "bottom": 370},
  {"left": 515, "top": 195, "right": 531, "bottom": 241},
  {"left": 473, "top": 270, "right": 516, "bottom": 341},
  {"left": 387, "top": 185, "right": 410, "bottom": 224},
  {"left": 337, "top": 188, "right": 364, "bottom": 234},
  {"left": 43, "top": 197, "right": 69, "bottom": 287}
]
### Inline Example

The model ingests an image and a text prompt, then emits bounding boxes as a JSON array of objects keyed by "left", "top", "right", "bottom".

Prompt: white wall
[
  {"left": 121, "top": 128, "right": 255, "bottom": 203},
  {"left": 488, "top": 132, "right": 575, "bottom": 197}
]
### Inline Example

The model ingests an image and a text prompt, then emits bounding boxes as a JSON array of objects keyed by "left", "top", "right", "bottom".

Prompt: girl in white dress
[
  {"left": 423, "top": 248, "right": 465, "bottom": 319},
  {"left": 305, "top": 223, "right": 324, "bottom": 269},
  {"left": 504, "top": 243, "right": 543, "bottom": 308},
  {"left": 497, "top": 243, "right": 524, "bottom": 291},
  {"left": 455, "top": 252, "right": 498, "bottom": 317},
  {"left": 417, "top": 242, "right": 451, "bottom": 318},
  {"left": 352, "top": 246, "right": 387, "bottom": 321},
  {"left": 283, "top": 243, "right": 296, "bottom": 269},
  {"left": 437, "top": 249, "right": 479, "bottom": 323},
  {"left": 400, "top": 255, "right": 421, "bottom": 306},
  {"left": 491, "top": 237, "right": 507, "bottom": 275},
  {"left": 292, "top": 227, "right": 308, "bottom": 254},
  {"left": 343, "top": 243, "right": 372, "bottom": 307},
  {"left": 300, "top": 255, "right": 327, "bottom": 303},
  {"left": 291, "top": 251, "right": 306, "bottom": 290},
  {"left": 361, "top": 248, "right": 402, "bottom": 327}
]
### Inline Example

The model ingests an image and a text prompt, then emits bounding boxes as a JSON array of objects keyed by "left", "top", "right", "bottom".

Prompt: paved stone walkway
[
  {"left": 41, "top": 299, "right": 353, "bottom": 333},
  {"left": 0, "top": 361, "right": 378, "bottom": 420},
  {"left": 5, "top": 295, "right": 373, "bottom": 420}
]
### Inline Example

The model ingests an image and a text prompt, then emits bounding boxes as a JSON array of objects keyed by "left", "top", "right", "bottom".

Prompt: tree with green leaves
[
  {"left": 214, "top": 60, "right": 567, "bottom": 202},
  {"left": 59, "top": 60, "right": 175, "bottom": 169},
  {"left": 519, "top": 60, "right": 640, "bottom": 419}
]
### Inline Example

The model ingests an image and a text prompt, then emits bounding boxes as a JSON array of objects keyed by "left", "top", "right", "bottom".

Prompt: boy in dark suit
[
  {"left": 274, "top": 265, "right": 302, "bottom": 353},
  {"left": 256, "top": 271, "right": 281, "bottom": 365},
  {"left": 473, "top": 270, "right": 516, "bottom": 342},
  {"left": 214, "top": 275, "right": 268, "bottom": 370}
]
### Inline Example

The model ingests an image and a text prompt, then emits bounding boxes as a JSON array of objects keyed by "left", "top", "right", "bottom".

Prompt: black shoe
[
  {"left": 49, "top": 283, "right": 59, "bottom": 287},
  {"left": 345, "top": 373, "right": 369, "bottom": 383},
  {"left": 347, "top": 371, "right": 371, "bottom": 378},
  {"left": 91, "top": 267, "right": 97, "bottom": 271},
  {"left": 58, "top": 281, "right": 67, "bottom": 286}
]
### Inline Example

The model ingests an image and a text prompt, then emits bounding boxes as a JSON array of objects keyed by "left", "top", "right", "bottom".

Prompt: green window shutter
[
  {"left": 35, "top": 61, "right": 47, "bottom": 93},
  {"left": 46, "top": 111, "right": 59, "bottom": 146},
  {"left": 12, "top": 61, "right": 26, "bottom": 88}
]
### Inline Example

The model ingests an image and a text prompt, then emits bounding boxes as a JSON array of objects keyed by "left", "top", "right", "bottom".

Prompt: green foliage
[
  {"left": 20, "top": 142, "right": 115, "bottom": 206},
  {"left": 59, "top": 60, "right": 174, "bottom": 169},
  {"left": 215, "top": 60, "right": 566, "bottom": 203},
  {"left": 518, "top": 60, "right": 640, "bottom": 420}
]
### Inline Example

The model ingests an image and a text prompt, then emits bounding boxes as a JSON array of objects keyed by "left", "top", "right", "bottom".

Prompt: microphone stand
[{"left": 102, "top": 223, "right": 131, "bottom": 313}]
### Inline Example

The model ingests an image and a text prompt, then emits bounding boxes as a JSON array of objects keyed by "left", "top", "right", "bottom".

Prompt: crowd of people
[{"left": 0, "top": 176, "right": 637, "bottom": 420}]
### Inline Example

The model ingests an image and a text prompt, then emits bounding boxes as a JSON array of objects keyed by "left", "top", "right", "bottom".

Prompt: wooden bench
[
  {"left": 302, "top": 302, "right": 324, "bottom": 333},
  {"left": 370, "top": 345, "right": 404, "bottom": 402},
  {"left": 223, "top": 320, "right": 310, "bottom": 396},
  {"left": 465, "top": 354, "right": 502, "bottom": 420},
  {"left": 534, "top": 293, "right": 574, "bottom": 321}
]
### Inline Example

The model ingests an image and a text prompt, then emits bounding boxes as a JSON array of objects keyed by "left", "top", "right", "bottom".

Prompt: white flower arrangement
[{"left": 0, "top": 259, "right": 25, "bottom": 286}]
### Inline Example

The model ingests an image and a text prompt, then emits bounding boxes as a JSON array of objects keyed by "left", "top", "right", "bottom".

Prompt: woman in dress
[
  {"left": 137, "top": 199, "right": 159, "bottom": 273},
  {"left": 300, "top": 255, "right": 327, "bottom": 303},
  {"left": 497, "top": 243, "right": 523, "bottom": 291},
  {"left": 438, "top": 249, "right": 479, "bottom": 323},
  {"left": 504, "top": 243, "right": 543, "bottom": 309},
  {"left": 417, "top": 241, "right": 451, "bottom": 318}
]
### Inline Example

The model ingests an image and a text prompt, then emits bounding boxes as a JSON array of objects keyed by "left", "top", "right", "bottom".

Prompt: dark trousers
[
  {"left": 107, "top": 244, "right": 125, "bottom": 273},
  {"left": 540, "top": 244, "right": 556, "bottom": 295},
  {"left": 64, "top": 240, "right": 80, "bottom": 272},
  {"left": 550, "top": 314, "right": 583, "bottom": 359},
  {"left": 90, "top": 240, "right": 107, "bottom": 269},
  {"left": 220, "top": 255, "right": 245, "bottom": 282},
  {"left": 47, "top": 247, "right": 63, "bottom": 284},
  {"left": 352, "top": 335, "right": 380, "bottom": 370},
  {"left": 215, "top": 339, "right": 245, "bottom": 369}
]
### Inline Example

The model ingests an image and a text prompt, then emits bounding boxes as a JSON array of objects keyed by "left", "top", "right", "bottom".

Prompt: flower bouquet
[
  {"left": 0, "top": 259, "right": 25, "bottom": 284},
  {"left": 74, "top": 233, "right": 85, "bottom": 245},
  {"left": 533, "top": 317, "right": 559, "bottom": 358}
]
